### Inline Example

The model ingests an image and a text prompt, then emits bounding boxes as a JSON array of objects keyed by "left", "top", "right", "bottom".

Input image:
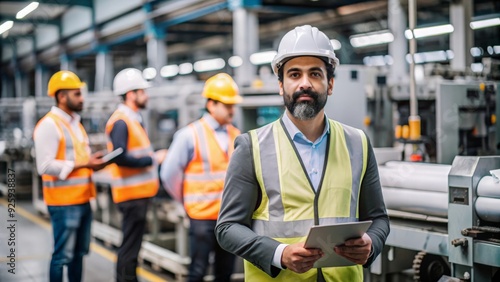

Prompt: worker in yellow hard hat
[
  {"left": 160, "top": 72, "right": 241, "bottom": 282},
  {"left": 33, "top": 70, "right": 106, "bottom": 282}
]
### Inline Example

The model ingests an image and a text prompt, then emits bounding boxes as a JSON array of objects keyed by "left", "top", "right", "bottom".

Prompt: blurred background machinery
[
  {"left": 370, "top": 155, "right": 500, "bottom": 282},
  {"left": 1, "top": 0, "right": 500, "bottom": 281}
]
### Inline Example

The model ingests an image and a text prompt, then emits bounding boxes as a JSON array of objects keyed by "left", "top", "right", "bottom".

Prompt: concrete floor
[{"left": 0, "top": 198, "right": 171, "bottom": 282}]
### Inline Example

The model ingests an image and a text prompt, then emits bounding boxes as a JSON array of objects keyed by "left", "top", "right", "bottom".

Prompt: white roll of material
[
  {"left": 379, "top": 162, "right": 451, "bottom": 193},
  {"left": 382, "top": 187, "right": 448, "bottom": 218},
  {"left": 476, "top": 176, "right": 500, "bottom": 198},
  {"left": 475, "top": 197, "right": 500, "bottom": 223}
]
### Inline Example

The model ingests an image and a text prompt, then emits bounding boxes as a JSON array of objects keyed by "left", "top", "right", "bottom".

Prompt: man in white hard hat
[
  {"left": 105, "top": 68, "right": 167, "bottom": 282},
  {"left": 216, "top": 25, "right": 389, "bottom": 281}
]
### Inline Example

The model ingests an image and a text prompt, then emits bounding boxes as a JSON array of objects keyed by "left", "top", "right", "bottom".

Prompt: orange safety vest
[
  {"left": 105, "top": 110, "right": 159, "bottom": 203},
  {"left": 183, "top": 118, "right": 240, "bottom": 220},
  {"left": 34, "top": 112, "right": 95, "bottom": 206}
]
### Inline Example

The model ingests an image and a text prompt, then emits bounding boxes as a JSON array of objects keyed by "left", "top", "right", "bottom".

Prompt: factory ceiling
[{"left": 0, "top": 0, "right": 499, "bottom": 80}]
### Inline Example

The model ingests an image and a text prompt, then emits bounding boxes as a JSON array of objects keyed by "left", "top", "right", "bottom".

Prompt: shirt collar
[
  {"left": 202, "top": 113, "right": 226, "bottom": 131},
  {"left": 51, "top": 106, "right": 81, "bottom": 124},
  {"left": 117, "top": 104, "right": 142, "bottom": 123},
  {"left": 281, "top": 111, "right": 330, "bottom": 143}
]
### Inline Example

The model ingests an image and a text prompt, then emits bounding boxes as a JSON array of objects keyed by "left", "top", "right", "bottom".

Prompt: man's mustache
[{"left": 292, "top": 89, "right": 319, "bottom": 102}]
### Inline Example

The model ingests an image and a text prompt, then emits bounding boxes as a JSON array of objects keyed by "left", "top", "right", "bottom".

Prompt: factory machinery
[
  {"left": 371, "top": 156, "right": 500, "bottom": 282},
  {"left": 1, "top": 65, "right": 498, "bottom": 280}
]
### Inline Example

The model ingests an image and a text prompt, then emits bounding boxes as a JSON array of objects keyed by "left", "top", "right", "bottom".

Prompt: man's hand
[
  {"left": 155, "top": 149, "right": 168, "bottom": 164},
  {"left": 281, "top": 242, "right": 323, "bottom": 273},
  {"left": 86, "top": 152, "right": 107, "bottom": 171},
  {"left": 334, "top": 233, "right": 372, "bottom": 265}
]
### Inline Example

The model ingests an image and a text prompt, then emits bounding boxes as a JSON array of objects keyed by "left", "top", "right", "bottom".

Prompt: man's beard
[
  {"left": 135, "top": 99, "right": 147, "bottom": 109},
  {"left": 283, "top": 89, "right": 327, "bottom": 120},
  {"left": 67, "top": 99, "right": 83, "bottom": 112}
]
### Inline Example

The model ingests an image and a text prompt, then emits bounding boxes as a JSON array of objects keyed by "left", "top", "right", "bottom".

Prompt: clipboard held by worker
[{"left": 304, "top": 220, "right": 372, "bottom": 268}]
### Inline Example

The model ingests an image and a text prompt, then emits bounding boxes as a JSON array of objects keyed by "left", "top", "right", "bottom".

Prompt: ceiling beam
[
  {"left": 0, "top": 15, "right": 60, "bottom": 26},
  {"left": 3, "top": 0, "right": 92, "bottom": 8}
]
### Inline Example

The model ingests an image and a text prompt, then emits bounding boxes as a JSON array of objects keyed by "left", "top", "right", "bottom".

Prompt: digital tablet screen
[{"left": 101, "top": 147, "right": 124, "bottom": 162}]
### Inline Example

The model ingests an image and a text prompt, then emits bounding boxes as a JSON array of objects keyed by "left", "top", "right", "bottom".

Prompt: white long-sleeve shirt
[{"left": 34, "top": 106, "right": 89, "bottom": 180}]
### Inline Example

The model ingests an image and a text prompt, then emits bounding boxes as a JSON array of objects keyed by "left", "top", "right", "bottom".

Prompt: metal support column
[
  {"left": 232, "top": 7, "right": 258, "bottom": 87},
  {"left": 60, "top": 53, "right": 76, "bottom": 72},
  {"left": 10, "top": 45, "right": 23, "bottom": 98},
  {"left": 144, "top": 2, "right": 166, "bottom": 85},
  {"left": 35, "top": 64, "right": 44, "bottom": 97},
  {"left": 388, "top": 0, "right": 408, "bottom": 85},
  {"left": 450, "top": 0, "right": 473, "bottom": 71},
  {"left": 14, "top": 69, "right": 23, "bottom": 98},
  {"left": 1, "top": 74, "right": 10, "bottom": 98},
  {"left": 146, "top": 36, "right": 166, "bottom": 85},
  {"left": 95, "top": 48, "right": 113, "bottom": 92}
]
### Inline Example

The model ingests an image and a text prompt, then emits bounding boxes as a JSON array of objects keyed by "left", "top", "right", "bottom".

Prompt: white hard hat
[
  {"left": 271, "top": 25, "right": 339, "bottom": 76},
  {"left": 113, "top": 68, "right": 151, "bottom": 96}
]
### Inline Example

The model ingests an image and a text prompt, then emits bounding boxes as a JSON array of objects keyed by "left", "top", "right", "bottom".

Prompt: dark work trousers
[
  {"left": 116, "top": 198, "right": 149, "bottom": 282},
  {"left": 188, "top": 219, "right": 235, "bottom": 282}
]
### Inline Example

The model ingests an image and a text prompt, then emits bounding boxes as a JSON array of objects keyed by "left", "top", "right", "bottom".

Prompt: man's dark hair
[
  {"left": 54, "top": 89, "right": 68, "bottom": 105},
  {"left": 204, "top": 98, "right": 219, "bottom": 114},
  {"left": 277, "top": 57, "right": 335, "bottom": 83}
]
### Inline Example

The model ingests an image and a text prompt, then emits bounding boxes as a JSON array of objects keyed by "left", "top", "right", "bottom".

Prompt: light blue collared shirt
[
  {"left": 160, "top": 113, "right": 229, "bottom": 202},
  {"left": 272, "top": 112, "right": 330, "bottom": 269},
  {"left": 281, "top": 112, "right": 330, "bottom": 191}
]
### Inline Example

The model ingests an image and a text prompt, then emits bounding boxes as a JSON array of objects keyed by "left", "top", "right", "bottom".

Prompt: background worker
[
  {"left": 160, "top": 73, "right": 241, "bottom": 282},
  {"left": 105, "top": 68, "right": 167, "bottom": 282},
  {"left": 215, "top": 25, "right": 390, "bottom": 281},
  {"left": 34, "top": 70, "right": 106, "bottom": 282}
]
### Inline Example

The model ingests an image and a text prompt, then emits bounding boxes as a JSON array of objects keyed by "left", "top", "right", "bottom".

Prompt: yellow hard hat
[
  {"left": 202, "top": 73, "right": 242, "bottom": 104},
  {"left": 47, "top": 70, "right": 85, "bottom": 97}
]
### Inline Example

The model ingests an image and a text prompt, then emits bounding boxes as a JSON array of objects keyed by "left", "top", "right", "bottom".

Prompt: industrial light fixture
[
  {"left": 142, "top": 67, "right": 157, "bottom": 80},
  {"left": 405, "top": 24, "right": 454, "bottom": 39},
  {"left": 471, "top": 63, "right": 484, "bottom": 73},
  {"left": 362, "top": 55, "right": 393, "bottom": 66},
  {"left": 349, "top": 30, "right": 394, "bottom": 48},
  {"left": 405, "top": 50, "right": 452, "bottom": 64},
  {"left": 16, "top": 2, "right": 39, "bottom": 19},
  {"left": 470, "top": 47, "right": 483, "bottom": 57},
  {"left": 160, "top": 65, "right": 179, "bottom": 78},
  {"left": 470, "top": 17, "right": 500, "bottom": 30},
  {"left": 178, "top": 63, "right": 193, "bottom": 75},
  {"left": 249, "top": 51, "right": 277, "bottom": 65},
  {"left": 228, "top": 56, "right": 243, "bottom": 68},
  {"left": 0, "top": 21, "right": 14, "bottom": 36},
  {"left": 193, "top": 58, "right": 225, "bottom": 72}
]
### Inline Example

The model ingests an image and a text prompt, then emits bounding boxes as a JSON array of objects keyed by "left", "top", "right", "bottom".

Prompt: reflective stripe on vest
[
  {"left": 105, "top": 110, "right": 159, "bottom": 203},
  {"left": 36, "top": 112, "right": 95, "bottom": 206},
  {"left": 183, "top": 118, "right": 239, "bottom": 220},
  {"left": 245, "top": 118, "right": 367, "bottom": 281}
]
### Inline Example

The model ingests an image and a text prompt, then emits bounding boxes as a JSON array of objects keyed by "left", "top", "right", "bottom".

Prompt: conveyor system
[{"left": 371, "top": 156, "right": 500, "bottom": 281}]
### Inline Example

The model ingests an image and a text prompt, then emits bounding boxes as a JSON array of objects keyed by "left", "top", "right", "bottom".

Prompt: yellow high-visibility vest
[{"left": 245, "top": 119, "right": 368, "bottom": 281}]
